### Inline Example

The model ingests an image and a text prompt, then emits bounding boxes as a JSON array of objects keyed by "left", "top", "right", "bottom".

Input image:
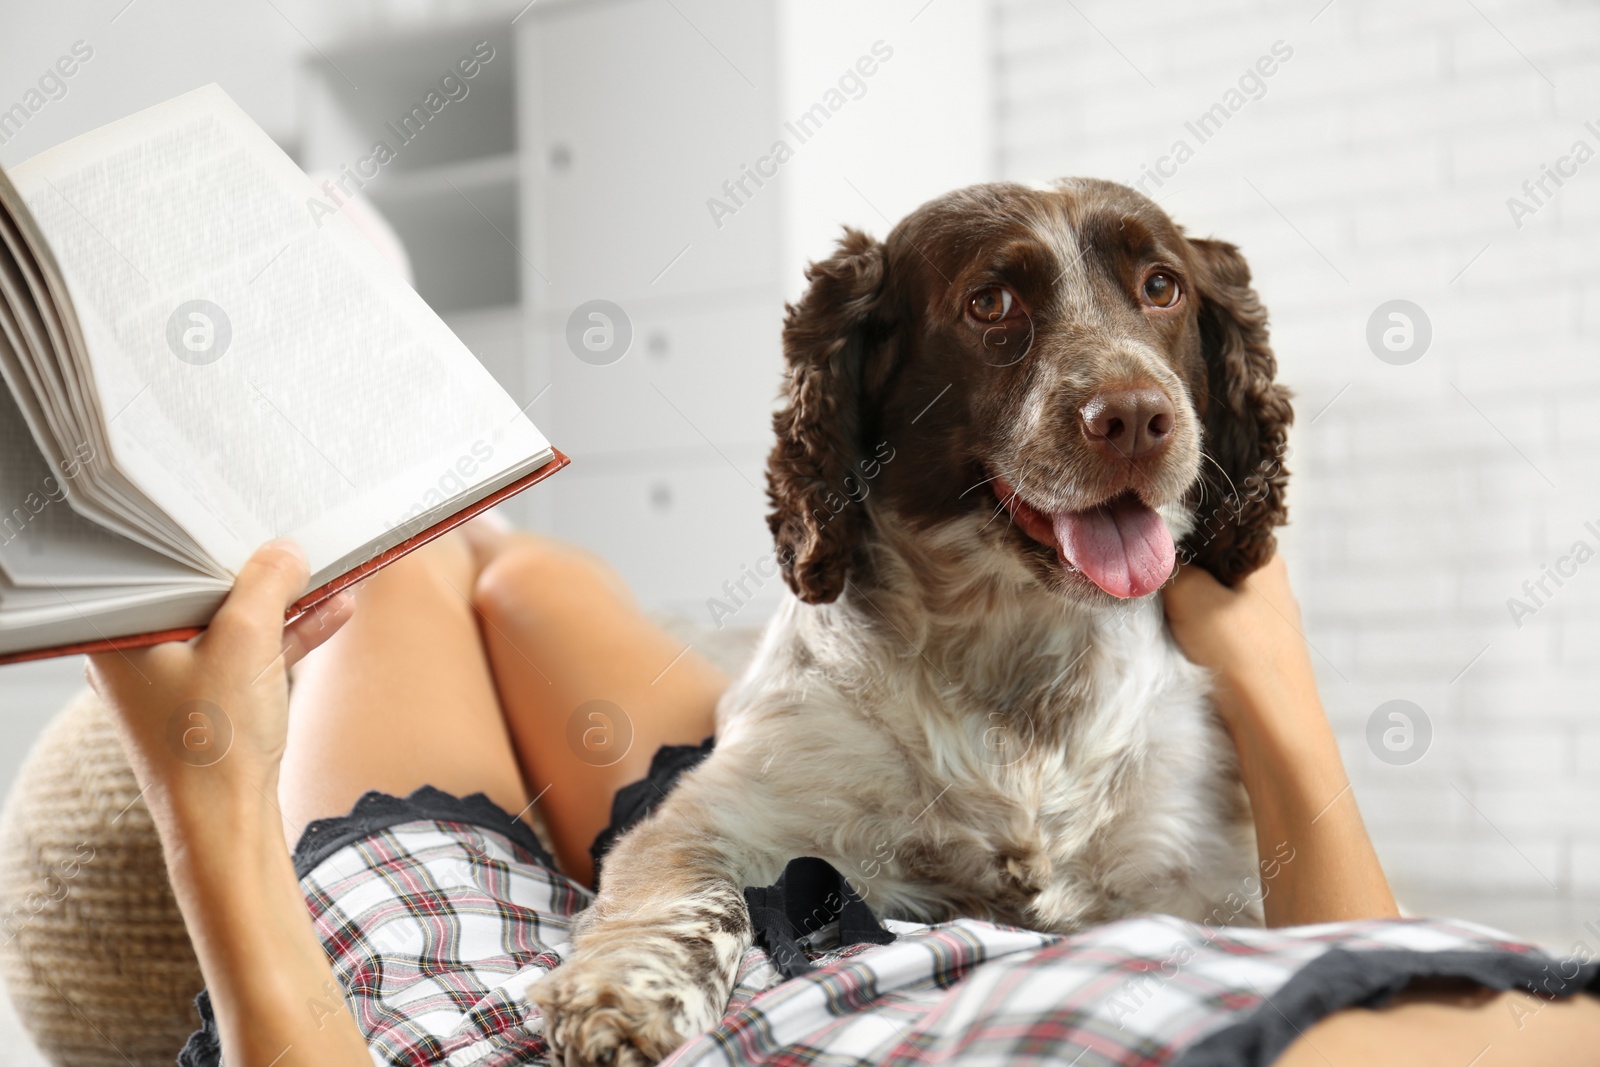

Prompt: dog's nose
[{"left": 1080, "top": 387, "right": 1175, "bottom": 460}]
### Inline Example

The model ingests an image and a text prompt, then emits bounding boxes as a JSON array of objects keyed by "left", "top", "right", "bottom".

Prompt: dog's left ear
[{"left": 1181, "top": 237, "right": 1294, "bottom": 586}]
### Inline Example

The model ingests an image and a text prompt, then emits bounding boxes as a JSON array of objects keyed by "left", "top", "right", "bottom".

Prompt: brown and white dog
[{"left": 533, "top": 178, "right": 1294, "bottom": 1066}]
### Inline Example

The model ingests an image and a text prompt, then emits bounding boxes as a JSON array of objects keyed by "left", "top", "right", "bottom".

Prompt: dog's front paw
[{"left": 532, "top": 947, "right": 723, "bottom": 1067}]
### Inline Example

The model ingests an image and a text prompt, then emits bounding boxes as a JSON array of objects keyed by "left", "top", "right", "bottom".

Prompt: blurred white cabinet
[
  {"left": 513, "top": 0, "right": 994, "bottom": 613},
  {"left": 300, "top": 23, "right": 522, "bottom": 317},
  {"left": 519, "top": 0, "right": 784, "bottom": 306}
]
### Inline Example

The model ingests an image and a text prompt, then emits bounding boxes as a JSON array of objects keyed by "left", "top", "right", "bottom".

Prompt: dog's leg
[{"left": 532, "top": 772, "right": 770, "bottom": 1067}]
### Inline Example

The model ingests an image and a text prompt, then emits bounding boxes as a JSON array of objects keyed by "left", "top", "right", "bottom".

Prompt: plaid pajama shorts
[{"left": 180, "top": 785, "right": 1600, "bottom": 1067}]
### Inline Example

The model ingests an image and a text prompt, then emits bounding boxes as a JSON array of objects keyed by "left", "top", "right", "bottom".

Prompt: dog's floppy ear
[
  {"left": 1181, "top": 237, "right": 1294, "bottom": 586},
  {"left": 767, "top": 228, "right": 889, "bottom": 604}
]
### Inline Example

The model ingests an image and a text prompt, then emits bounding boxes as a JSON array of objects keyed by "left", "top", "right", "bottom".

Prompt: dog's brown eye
[
  {"left": 968, "top": 286, "right": 1017, "bottom": 322},
  {"left": 1142, "top": 272, "right": 1180, "bottom": 308}
]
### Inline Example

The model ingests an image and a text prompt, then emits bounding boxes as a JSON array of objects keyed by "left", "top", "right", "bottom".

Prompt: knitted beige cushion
[{"left": 0, "top": 687, "right": 202, "bottom": 1066}]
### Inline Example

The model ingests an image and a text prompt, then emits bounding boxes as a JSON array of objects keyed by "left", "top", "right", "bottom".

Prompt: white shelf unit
[
  {"left": 299, "top": 21, "right": 522, "bottom": 310},
  {"left": 515, "top": 0, "right": 993, "bottom": 618}
]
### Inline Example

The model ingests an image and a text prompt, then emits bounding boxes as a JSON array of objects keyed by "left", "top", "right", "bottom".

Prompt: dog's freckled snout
[{"left": 1080, "top": 387, "right": 1176, "bottom": 460}]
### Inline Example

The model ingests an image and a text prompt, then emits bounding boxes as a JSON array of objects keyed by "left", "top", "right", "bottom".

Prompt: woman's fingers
[
  {"left": 84, "top": 632, "right": 187, "bottom": 697},
  {"left": 281, "top": 591, "right": 356, "bottom": 669},
  {"left": 205, "top": 541, "right": 310, "bottom": 655},
  {"left": 1161, "top": 560, "right": 1230, "bottom": 625},
  {"left": 1238, "top": 553, "right": 1302, "bottom": 626},
  {"left": 1168, "top": 561, "right": 1223, "bottom": 596},
  {"left": 1164, "top": 554, "right": 1298, "bottom": 624}
]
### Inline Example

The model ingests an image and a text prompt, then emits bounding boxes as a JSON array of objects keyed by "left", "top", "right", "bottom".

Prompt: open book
[{"left": 0, "top": 85, "right": 562, "bottom": 664}]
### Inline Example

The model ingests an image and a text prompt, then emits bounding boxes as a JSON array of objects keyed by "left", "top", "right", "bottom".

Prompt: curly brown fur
[
  {"left": 1180, "top": 237, "right": 1294, "bottom": 585},
  {"left": 766, "top": 228, "right": 889, "bottom": 603}
]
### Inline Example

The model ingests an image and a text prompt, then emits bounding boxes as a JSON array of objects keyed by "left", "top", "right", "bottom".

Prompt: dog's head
[{"left": 766, "top": 178, "right": 1292, "bottom": 606}]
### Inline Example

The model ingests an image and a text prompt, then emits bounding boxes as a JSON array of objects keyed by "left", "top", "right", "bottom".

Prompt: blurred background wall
[{"left": 0, "top": 0, "right": 1596, "bottom": 1058}]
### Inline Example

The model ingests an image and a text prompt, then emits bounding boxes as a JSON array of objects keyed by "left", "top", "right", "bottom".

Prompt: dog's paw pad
[{"left": 532, "top": 958, "right": 697, "bottom": 1067}]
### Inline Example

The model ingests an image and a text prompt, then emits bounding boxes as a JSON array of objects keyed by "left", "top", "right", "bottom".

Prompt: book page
[
  {"left": 0, "top": 204, "right": 215, "bottom": 570},
  {"left": 7, "top": 85, "right": 549, "bottom": 575},
  {"left": 0, "top": 576, "right": 226, "bottom": 656},
  {"left": 0, "top": 375, "right": 207, "bottom": 587}
]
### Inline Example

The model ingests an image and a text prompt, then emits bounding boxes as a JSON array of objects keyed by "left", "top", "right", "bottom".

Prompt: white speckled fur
[
  {"left": 531, "top": 504, "right": 1259, "bottom": 1066},
  {"left": 532, "top": 178, "right": 1274, "bottom": 1067}
]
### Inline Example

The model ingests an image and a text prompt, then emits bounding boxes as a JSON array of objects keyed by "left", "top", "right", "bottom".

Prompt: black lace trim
[
  {"left": 588, "top": 736, "right": 715, "bottom": 887},
  {"left": 1175, "top": 946, "right": 1600, "bottom": 1066},
  {"left": 291, "top": 784, "right": 555, "bottom": 878}
]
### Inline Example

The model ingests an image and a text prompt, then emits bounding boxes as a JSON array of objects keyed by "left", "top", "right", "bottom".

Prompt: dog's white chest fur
[{"left": 709, "top": 534, "right": 1260, "bottom": 934}]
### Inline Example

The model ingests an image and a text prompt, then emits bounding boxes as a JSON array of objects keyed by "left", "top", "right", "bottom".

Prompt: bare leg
[
  {"left": 278, "top": 530, "right": 529, "bottom": 844},
  {"left": 278, "top": 520, "right": 725, "bottom": 880},
  {"left": 472, "top": 533, "right": 728, "bottom": 885},
  {"left": 1277, "top": 981, "right": 1600, "bottom": 1066}
]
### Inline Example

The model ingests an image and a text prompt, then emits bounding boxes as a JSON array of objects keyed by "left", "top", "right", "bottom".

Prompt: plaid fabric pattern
[
  {"left": 302, "top": 819, "right": 581, "bottom": 1065},
  {"left": 683, "top": 916, "right": 1542, "bottom": 1067},
  {"left": 301, "top": 817, "right": 1558, "bottom": 1067}
]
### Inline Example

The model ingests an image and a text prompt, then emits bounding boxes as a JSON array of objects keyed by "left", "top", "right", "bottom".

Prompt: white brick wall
[{"left": 996, "top": 0, "right": 1600, "bottom": 931}]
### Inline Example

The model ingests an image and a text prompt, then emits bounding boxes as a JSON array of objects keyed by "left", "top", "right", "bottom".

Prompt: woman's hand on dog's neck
[{"left": 1163, "top": 555, "right": 1400, "bottom": 927}]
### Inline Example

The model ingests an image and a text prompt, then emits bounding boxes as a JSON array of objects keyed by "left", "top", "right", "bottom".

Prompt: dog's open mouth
[{"left": 990, "top": 474, "right": 1175, "bottom": 599}]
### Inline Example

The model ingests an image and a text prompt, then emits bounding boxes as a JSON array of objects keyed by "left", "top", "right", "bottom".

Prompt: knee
[
  {"left": 347, "top": 530, "right": 475, "bottom": 610},
  {"left": 473, "top": 536, "right": 629, "bottom": 631}
]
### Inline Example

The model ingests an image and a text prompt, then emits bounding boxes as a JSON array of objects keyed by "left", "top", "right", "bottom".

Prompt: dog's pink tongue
[{"left": 1052, "top": 497, "right": 1175, "bottom": 599}]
